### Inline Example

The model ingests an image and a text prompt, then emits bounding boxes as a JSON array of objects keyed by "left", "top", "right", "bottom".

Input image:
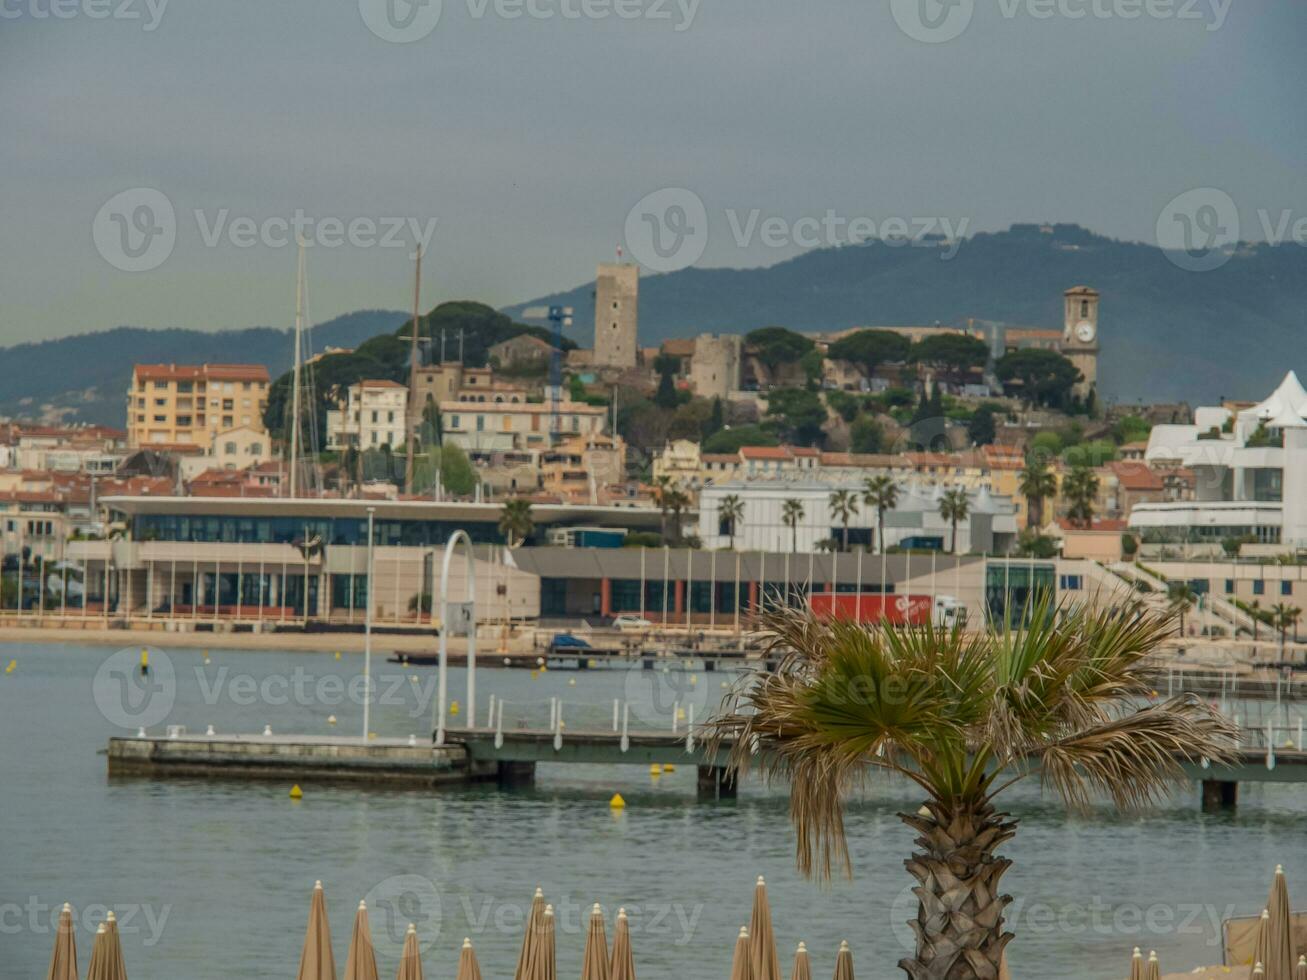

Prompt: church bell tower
[{"left": 1062, "top": 285, "right": 1100, "bottom": 399}]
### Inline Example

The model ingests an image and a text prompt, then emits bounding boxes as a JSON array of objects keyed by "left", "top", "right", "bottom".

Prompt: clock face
[{"left": 1075, "top": 320, "right": 1096, "bottom": 344}]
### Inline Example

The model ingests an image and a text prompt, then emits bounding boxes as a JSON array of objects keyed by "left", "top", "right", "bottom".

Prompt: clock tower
[{"left": 1062, "top": 285, "right": 1100, "bottom": 399}]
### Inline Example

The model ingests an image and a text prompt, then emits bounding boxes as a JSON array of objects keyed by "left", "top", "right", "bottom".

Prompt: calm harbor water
[{"left": 1, "top": 642, "right": 1303, "bottom": 980}]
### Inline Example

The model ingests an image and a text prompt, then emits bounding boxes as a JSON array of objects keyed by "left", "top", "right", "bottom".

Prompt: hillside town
[{"left": 3, "top": 263, "right": 1305, "bottom": 642}]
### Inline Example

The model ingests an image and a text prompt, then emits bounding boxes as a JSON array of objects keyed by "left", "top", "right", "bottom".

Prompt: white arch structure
[{"left": 435, "top": 530, "right": 477, "bottom": 745}]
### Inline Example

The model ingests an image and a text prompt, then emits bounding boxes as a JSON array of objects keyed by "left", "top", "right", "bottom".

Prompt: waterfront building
[
  {"left": 126, "top": 364, "right": 270, "bottom": 450},
  {"left": 326, "top": 380, "right": 409, "bottom": 451},
  {"left": 698, "top": 481, "right": 1020, "bottom": 554},
  {"left": 1130, "top": 371, "right": 1307, "bottom": 555}
]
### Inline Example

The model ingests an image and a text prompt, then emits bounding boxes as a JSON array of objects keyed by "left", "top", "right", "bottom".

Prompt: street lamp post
[{"left": 362, "top": 506, "right": 375, "bottom": 741}]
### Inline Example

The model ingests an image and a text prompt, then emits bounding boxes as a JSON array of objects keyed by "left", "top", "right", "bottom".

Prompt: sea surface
[{"left": 1, "top": 642, "right": 1303, "bottom": 979}]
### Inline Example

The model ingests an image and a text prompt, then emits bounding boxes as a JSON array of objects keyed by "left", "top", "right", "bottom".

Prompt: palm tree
[
  {"left": 1062, "top": 465, "right": 1100, "bottom": 528},
  {"left": 653, "top": 475, "right": 674, "bottom": 543},
  {"left": 498, "top": 498, "right": 534, "bottom": 548},
  {"left": 710, "top": 600, "right": 1237, "bottom": 980},
  {"left": 1018, "top": 456, "right": 1058, "bottom": 531},
  {"left": 939, "top": 487, "right": 970, "bottom": 554},
  {"left": 665, "top": 486, "right": 690, "bottom": 545},
  {"left": 1271, "top": 602, "right": 1301, "bottom": 649},
  {"left": 1167, "top": 582, "right": 1196, "bottom": 637},
  {"left": 828, "top": 489, "right": 859, "bottom": 552},
  {"left": 781, "top": 498, "right": 805, "bottom": 553},
  {"left": 861, "top": 474, "right": 899, "bottom": 554},
  {"left": 718, "top": 493, "right": 745, "bottom": 551}
]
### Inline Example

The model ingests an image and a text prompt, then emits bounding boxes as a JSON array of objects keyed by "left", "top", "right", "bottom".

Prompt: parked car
[
  {"left": 551, "top": 633, "right": 592, "bottom": 649},
  {"left": 612, "top": 615, "right": 654, "bottom": 631}
]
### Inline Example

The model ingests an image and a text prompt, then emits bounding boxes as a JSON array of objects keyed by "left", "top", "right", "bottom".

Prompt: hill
[
  {"left": 0, "top": 310, "right": 407, "bottom": 426},
  {"left": 503, "top": 224, "right": 1307, "bottom": 404}
]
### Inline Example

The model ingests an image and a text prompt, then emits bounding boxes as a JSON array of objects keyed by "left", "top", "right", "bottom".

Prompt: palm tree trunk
[
  {"left": 899, "top": 799, "right": 1016, "bottom": 980},
  {"left": 792, "top": 524, "right": 798, "bottom": 554},
  {"left": 1028, "top": 496, "right": 1042, "bottom": 531},
  {"left": 843, "top": 522, "right": 849, "bottom": 552},
  {"left": 878, "top": 507, "right": 885, "bottom": 554},
  {"left": 951, "top": 520, "right": 958, "bottom": 555}
]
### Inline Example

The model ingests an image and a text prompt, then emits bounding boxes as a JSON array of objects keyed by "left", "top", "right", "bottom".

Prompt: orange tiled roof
[
  {"left": 134, "top": 363, "right": 270, "bottom": 383},
  {"left": 1109, "top": 460, "right": 1165, "bottom": 492}
]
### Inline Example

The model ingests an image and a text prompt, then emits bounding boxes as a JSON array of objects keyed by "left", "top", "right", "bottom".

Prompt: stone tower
[
  {"left": 1061, "top": 285, "right": 1100, "bottom": 398},
  {"left": 594, "top": 263, "right": 638, "bottom": 369}
]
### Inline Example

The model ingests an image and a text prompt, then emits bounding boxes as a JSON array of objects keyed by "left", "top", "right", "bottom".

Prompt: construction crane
[{"left": 521, "top": 304, "right": 573, "bottom": 438}]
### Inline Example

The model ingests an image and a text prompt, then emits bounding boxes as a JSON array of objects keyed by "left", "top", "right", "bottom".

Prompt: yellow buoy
[
  {"left": 609, "top": 793, "right": 626, "bottom": 809},
  {"left": 368, "top": 732, "right": 377, "bottom": 740},
  {"left": 689, "top": 674, "right": 698, "bottom": 685},
  {"left": 663, "top": 763, "right": 676, "bottom": 773},
  {"left": 649, "top": 763, "right": 663, "bottom": 777},
  {"left": 334, "top": 651, "right": 342, "bottom": 660},
  {"left": 450, "top": 701, "right": 460, "bottom": 716},
  {"left": 676, "top": 708, "right": 686, "bottom": 720},
  {"left": 327, "top": 715, "right": 337, "bottom": 726},
  {"left": 4, "top": 659, "right": 16, "bottom": 674},
  {"left": 289, "top": 784, "right": 303, "bottom": 799},
  {"left": 531, "top": 669, "right": 539, "bottom": 679}
]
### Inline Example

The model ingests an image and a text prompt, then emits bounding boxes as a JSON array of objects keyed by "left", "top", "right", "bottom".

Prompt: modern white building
[
  {"left": 699, "top": 480, "right": 1019, "bottom": 554},
  {"left": 1130, "top": 371, "right": 1307, "bottom": 551},
  {"left": 326, "top": 380, "right": 409, "bottom": 451}
]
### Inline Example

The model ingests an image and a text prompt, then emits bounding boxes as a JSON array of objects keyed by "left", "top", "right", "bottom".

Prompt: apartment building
[
  {"left": 126, "top": 364, "right": 270, "bottom": 450},
  {"left": 326, "top": 380, "right": 410, "bottom": 451},
  {"left": 440, "top": 397, "right": 607, "bottom": 452}
]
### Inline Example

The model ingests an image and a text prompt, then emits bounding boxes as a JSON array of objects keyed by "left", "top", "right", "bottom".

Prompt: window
[
  {"left": 1253, "top": 580, "right": 1265, "bottom": 596},
  {"left": 371, "top": 411, "right": 378, "bottom": 423},
  {"left": 224, "top": 442, "right": 238, "bottom": 454},
  {"left": 1080, "top": 300, "right": 1089, "bottom": 317},
  {"left": 1059, "top": 574, "right": 1083, "bottom": 590},
  {"left": 154, "top": 398, "right": 166, "bottom": 407},
  {"left": 1282, "top": 581, "right": 1293, "bottom": 596},
  {"left": 371, "top": 432, "right": 378, "bottom": 445},
  {"left": 1225, "top": 579, "right": 1235, "bottom": 594},
  {"left": 250, "top": 443, "right": 262, "bottom": 455},
  {"left": 222, "top": 399, "right": 234, "bottom": 411},
  {"left": 387, "top": 411, "right": 394, "bottom": 423},
  {"left": 476, "top": 416, "right": 485, "bottom": 432},
  {"left": 222, "top": 416, "right": 233, "bottom": 427},
  {"left": 503, "top": 415, "right": 512, "bottom": 430},
  {"left": 451, "top": 415, "right": 460, "bottom": 428}
]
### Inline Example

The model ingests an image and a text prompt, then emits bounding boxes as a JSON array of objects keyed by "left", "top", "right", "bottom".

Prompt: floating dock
[{"left": 106, "top": 733, "right": 496, "bottom": 787}]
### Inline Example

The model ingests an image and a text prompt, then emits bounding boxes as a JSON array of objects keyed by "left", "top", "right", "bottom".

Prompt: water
[{"left": 1, "top": 642, "right": 1303, "bottom": 979}]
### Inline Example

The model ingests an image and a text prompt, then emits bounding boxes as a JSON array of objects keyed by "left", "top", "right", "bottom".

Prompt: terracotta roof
[
  {"left": 1109, "top": 461, "right": 1165, "bottom": 492},
  {"left": 903, "top": 452, "right": 954, "bottom": 467},
  {"left": 134, "top": 363, "right": 270, "bottom": 382},
  {"left": 701, "top": 453, "right": 739, "bottom": 465},
  {"left": 740, "top": 446, "right": 792, "bottom": 460},
  {"left": 358, "top": 379, "right": 407, "bottom": 389},
  {"left": 790, "top": 447, "right": 821, "bottom": 457}
]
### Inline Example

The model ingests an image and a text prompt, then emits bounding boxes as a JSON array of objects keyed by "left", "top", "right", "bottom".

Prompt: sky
[{"left": 2, "top": 0, "right": 1306, "bottom": 347}]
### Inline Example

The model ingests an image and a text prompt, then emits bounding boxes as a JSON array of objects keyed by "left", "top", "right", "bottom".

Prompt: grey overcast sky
[{"left": 2, "top": 0, "right": 1305, "bottom": 346}]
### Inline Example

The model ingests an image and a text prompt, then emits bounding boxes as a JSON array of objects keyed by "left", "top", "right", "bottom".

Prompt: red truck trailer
[{"left": 809, "top": 593, "right": 965, "bottom": 627}]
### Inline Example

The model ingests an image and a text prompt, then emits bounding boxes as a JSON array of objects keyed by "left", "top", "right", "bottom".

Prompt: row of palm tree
[{"left": 1018, "top": 456, "right": 1100, "bottom": 530}]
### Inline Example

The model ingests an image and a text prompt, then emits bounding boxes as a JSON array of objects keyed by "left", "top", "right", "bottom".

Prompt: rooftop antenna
[
  {"left": 458, "top": 327, "right": 464, "bottom": 364},
  {"left": 441, "top": 327, "right": 447, "bottom": 363},
  {"left": 288, "top": 238, "right": 306, "bottom": 498},
  {"left": 405, "top": 246, "right": 423, "bottom": 495}
]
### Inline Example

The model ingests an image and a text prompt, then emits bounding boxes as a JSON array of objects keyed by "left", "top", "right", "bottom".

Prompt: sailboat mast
[
  {"left": 289, "top": 240, "right": 305, "bottom": 498},
  {"left": 405, "top": 247, "right": 422, "bottom": 494}
]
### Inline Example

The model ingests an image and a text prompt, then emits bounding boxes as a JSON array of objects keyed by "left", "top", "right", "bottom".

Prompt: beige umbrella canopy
[
  {"left": 344, "top": 901, "right": 380, "bottom": 980},
  {"left": 395, "top": 924, "right": 425, "bottom": 980},
  {"left": 1296, "top": 956, "right": 1307, "bottom": 980},
  {"left": 515, "top": 888, "right": 547, "bottom": 980},
  {"left": 749, "top": 878, "right": 782, "bottom": 980},
  {"left": 456, "top": 937, "right": 484, "bottom": 980},
  {"left": 531, "top": 905, "right": 558, "bottom": 980},
  {"left": 581, "top": 904, "right": 611, "bottom": 980},
  {"left": 1128, "top": 947, "right": 1145, "bottom": 980},
  {"left": 831, "top": 941, "right": 854, "bottom": 980},
  {"left": 1145, "top": 950, "right": 1161, "bottom": 980},
  {"left": 729, "top": 927, "right": 752, "bottom": 980},
  {"left": 789, "top": 942, "right": 812, "bottom": 980},
  {"left": 1253, "top": 910, "right": 1275, "bottom": 975},
  {"left": 1264, "top": 866, "right": 1296, "bottom": 980},
  {"left": 297, "top": 881, "right": 338, "bottom": 980},
  {"left": 85, "top": 915, "right": 128, "bottom": 980},
  {"left": 610, "top": 907, "right": 636, "bottom": 980},
  {"left": 45, "top": 902, "right": 78, "bottom": 980}
]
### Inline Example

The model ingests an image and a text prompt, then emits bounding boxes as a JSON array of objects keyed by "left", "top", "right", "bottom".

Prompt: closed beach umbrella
[
  {"left": 344, "top": 901, "right": 380, "bottom": 980},
  {"left": 610, "top": 908, "right": 636, "bottom": 980},
  {"left": 456, "top": 938, "right": 484, "bottom": 980},
  {"left": 749, "top": 878, "right": 781, "bottom": 980},
  {"left": 395, "top": 924, "right": 424, "bottom": 980},
  {"left": 515, "top": 888, "right": 546, "bottom": 980},
  {"left": 85, "top": 916, "right": 127, "bottom": 980},
  {"left": 1255, "top": 966, "right": 1266, "bottom": 979},
  {"left": 831, "top": 941, "right": 854, "bottom": 980},
  {"left": 729, "top": 927, "right": 752, "bottom": 980},
  {"left": 45, "top": 902, "right": 77, "bottom": 980},
  {"left": 1129, "top": 947, "right": 1145, "bottom": 980},
  {"left": 581, "top": 904, "right": 611, "bottom": 980},
  {"left": 297, "top": 882, "right": 337, "bottom": 980},
  {"left": 1296, "top": 956, "right": 1307, "bottom": 980},
  {"left": 1264, "top": 866, "right": 1295, "bottom": 980},
  {"left": 532, "top": 906, "right": 557, "bottom": 980},
  {"left": 1146, "top": 951, "right": 1161, "bottom": 980},
  {"left": 789, "top": 942, "right": 812, "bottom": 980},
  {"left": 1252, "top": 911, "right": 1274, "bottom": 974}
]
